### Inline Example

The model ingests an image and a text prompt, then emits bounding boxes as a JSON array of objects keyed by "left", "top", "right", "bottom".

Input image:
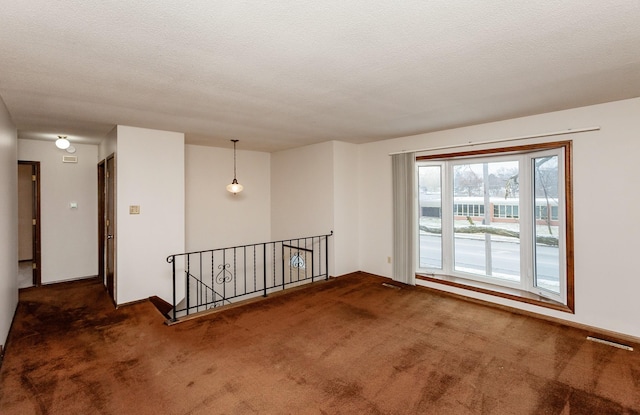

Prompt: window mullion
[
  {"left": 441, "top": 161, "right": 454, "bottom": 274},
  {"left": 519, "top": 155, "right": 534, "bottom": 292}
]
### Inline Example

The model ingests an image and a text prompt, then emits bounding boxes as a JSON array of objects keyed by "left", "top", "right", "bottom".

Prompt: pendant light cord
[{"left": 232, "top": 139, "right": 238, "bottom": 181}]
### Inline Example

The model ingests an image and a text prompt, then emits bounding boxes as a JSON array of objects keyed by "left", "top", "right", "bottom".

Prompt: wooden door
[
  {"left": 98, "top": 160, "right": 105, "bottom": 285},
  {"left": 106, "top": 155, "right": 116, "bottom": 302}
]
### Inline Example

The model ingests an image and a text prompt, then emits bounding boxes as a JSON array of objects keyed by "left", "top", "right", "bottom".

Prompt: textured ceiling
[{"left": 1, "top": 1, "right": 639, "bottom": 152}]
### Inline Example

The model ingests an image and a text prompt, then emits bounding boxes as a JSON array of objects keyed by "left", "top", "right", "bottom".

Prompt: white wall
[
  {"left": 185, "top": 145, "right": 270, "bottom": 251},
  {"left": 99, "top": 126, "right": 117, "bottom": 160},
  {"left": 333, "top": 141, "right": 360, "bottom": 276},
  {"left": 116, "top": 126, "right": 185, "bottom": 304},
  {"left": 271, "top": 141, "right": 334, "bottom": 241},
  {"left": 359, "top": 142, "right": 394, "bottom": 277},
  {"left": 0, "top": 95, "right": 18, "bottom": 349},
  {"left": 358, "top": 97, "right": 640, "bottom": 338},
  {"left": 18, "top": 139, "right": 98, "bottom": 283},
  {"left": 270, "top": 140, "right": 361, "bottom": 278}
]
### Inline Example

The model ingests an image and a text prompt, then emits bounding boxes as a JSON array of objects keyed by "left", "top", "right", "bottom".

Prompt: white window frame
[{"left": 415, "top": 141, "right": 573, "bottom": 312}]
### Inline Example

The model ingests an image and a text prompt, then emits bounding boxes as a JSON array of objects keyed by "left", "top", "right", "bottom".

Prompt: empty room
[{"left": 1, "top": 1, "right": 640, "bottom": 414}]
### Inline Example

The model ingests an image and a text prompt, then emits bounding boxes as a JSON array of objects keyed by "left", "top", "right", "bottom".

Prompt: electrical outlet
[
  {"left": 129, "top": 205, "right": 140, "bottom": 214},
  {"left": 387, "top": 256, "right": 391, "bottom": 264}
]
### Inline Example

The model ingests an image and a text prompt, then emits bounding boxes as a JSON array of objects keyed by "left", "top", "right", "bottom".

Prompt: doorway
[{"left": 17, "top": 161, "right": 41, "bottom": 288}]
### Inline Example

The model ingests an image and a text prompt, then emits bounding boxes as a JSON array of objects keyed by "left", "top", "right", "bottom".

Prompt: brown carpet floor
[{"left": 1, "top": 273, "right": 639, "bottom": 415}]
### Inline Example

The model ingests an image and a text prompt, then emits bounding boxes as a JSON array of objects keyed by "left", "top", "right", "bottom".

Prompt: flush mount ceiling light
[
  {"left": 55, "top": 135, "right": 70, "bottom": 149},
  {"left": 226, "top": 139, "right": 243, "bottom": 194}
]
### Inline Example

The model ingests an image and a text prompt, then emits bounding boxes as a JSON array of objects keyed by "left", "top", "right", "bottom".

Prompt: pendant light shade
[
  {"left": 55, "top": 135, "right": 70, "bottom": 149},
  {"left": 226, "top": 179, "right": 243, "bottom": 194},
  {"left": 226, "top": 139, "right": 243, "bottom": 194}
]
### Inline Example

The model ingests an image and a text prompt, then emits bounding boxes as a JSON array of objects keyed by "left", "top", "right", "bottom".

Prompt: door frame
[
  {"left": 98, "top": 160, "right": 105, "bottom": 285},
  {"left": 103, "top": 154, "right": 116, "bottom": 305},
  {"left": 18, "top": 160, "right": 41, "bottom": 286}
]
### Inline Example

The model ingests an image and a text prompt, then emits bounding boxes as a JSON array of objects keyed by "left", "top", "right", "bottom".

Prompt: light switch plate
[{"left": 129, "top": 205, "right": 140, "bottom": 214}]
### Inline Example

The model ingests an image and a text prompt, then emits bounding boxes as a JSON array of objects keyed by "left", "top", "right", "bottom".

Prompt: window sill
[{"left": 415, "top": 273, "right": 574, "bottom": 314}]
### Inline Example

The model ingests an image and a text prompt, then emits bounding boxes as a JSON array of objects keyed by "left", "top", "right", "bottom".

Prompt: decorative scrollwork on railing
[
  {"left": 290, "top": 253, "right": 306, "bottom": 269},
  {"left": 215, "top": 263, "right": 233, "bottom": 284}
]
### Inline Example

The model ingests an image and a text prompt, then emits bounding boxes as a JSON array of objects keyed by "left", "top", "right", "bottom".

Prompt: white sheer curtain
[{"left": 392, "top": 152, "right": 416, "bottom": 285}]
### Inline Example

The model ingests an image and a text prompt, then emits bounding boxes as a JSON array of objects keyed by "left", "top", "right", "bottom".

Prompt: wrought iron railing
[{"left": 166, "top": 232, "right": 332, "bottom": 322}]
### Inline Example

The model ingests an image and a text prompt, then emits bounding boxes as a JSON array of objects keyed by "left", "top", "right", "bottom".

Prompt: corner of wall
[
  {"left": 332, "top": 141, "right": 361, "bottom": 276},
  {"left": 0, "top": 93, "right": 18, "bottom": 347},
  {"left": 98, "top": 125, "right": 118, "bottom": 161},
  {"left": 270, "top": 141, "right": 334, "bottom": 240}
]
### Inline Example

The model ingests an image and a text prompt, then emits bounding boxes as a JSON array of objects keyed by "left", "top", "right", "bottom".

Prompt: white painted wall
[
  {"left": 333, "top": 141, "right": 360, "bottom": 276},
  {"left": 0, "top": 95, "right": 18, "bottom": 348},
  {"left": 271, "top": 140, "right": 361, "bottom": 278},
  {"left": 99, "top": 126, "right": 117, "bottom": 160},
  {"left": 271, "top": 141, "right": 334, "bottom": 241},
  {"left": 185, "top": 145, "right": 270, "bottom": 251},
  {"left": 359, "top": 142, "right": 394, "bottom": 277},
  {"left": 115, "top": 126, "right": 184, "bottom": 304},
  {"left": 358, "top": 97, "right": 640, "bottom": 338},
  {"left": 18, "top": 139, "right": 98, "bottom": 283}
]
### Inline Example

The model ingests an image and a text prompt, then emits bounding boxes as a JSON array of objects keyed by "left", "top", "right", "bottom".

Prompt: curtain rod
[{"left": 388, "top": 126, "right": 600, "bottom": 156}]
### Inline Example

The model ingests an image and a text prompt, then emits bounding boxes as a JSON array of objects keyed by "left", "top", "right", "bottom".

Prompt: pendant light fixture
[
  {"left": 226, "top": 139, "right": 243, "bottom": 194},
  {"left": 55, "top": 135, "right": 70, "bottom": 150}
]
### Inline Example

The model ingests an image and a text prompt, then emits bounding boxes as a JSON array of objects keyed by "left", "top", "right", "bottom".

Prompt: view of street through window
[{"left": 418, "top": 155, "right": 561, "bottom": 294}]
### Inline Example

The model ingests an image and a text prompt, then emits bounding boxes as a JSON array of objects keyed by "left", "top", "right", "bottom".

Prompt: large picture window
[{"left": 416, "top": 141, "right": 573, "bottom": 312}]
